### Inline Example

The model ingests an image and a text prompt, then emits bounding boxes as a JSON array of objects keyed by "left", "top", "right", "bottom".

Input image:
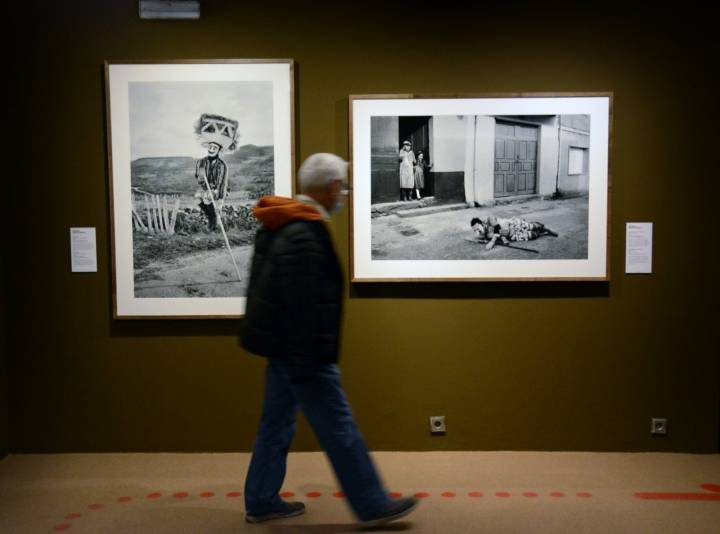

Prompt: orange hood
[{"left": 253, "top": 196, "right": 324, "bottom": 231}]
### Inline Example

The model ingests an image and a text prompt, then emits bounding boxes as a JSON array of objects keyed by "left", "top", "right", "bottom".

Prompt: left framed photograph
[{"left": 105, "top": 60, "right": 294, "bottom": 319}]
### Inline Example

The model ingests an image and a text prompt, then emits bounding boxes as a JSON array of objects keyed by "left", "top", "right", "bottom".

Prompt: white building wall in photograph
[
  {"left": 537, "top": 117, "right": 560, "bottom": 196},
  {"left": 464, "top": 118, "right": 475, "bottom": 205},
  {"left": 558, "top": 115, "right": 591, "bottom": 192},
  {"left": 431, "top": 115, "right": 467, "bottom": 172},
  {"left": 465, "top": 116, "right": 495, "bottom": 204}
]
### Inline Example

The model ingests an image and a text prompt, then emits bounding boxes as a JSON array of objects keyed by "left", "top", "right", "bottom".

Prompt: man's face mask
[{"left": 330, "top": 183, "right": 350, "bottom": 214}]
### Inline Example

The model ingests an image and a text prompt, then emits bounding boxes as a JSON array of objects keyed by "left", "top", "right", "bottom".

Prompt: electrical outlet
[
  {"left": 430, "top": 416, "right": 446, "bottom": 434},
  {"left": 651, "top": 417, "right": 668, "bottom": 436}
]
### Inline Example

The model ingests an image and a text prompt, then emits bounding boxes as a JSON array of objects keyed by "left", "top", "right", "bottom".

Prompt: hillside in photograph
[{"left": 130, "top": 145, "right": 274, "bottom": 197}]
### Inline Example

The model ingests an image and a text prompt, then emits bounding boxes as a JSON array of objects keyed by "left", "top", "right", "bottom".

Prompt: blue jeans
[{"left": 244, "top": 359, "right": 393, "bottom": 520}]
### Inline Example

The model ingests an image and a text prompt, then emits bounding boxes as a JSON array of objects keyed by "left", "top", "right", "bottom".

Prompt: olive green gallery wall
[{"left": 7, "top": 2, "right": 718, "bottom": 454}]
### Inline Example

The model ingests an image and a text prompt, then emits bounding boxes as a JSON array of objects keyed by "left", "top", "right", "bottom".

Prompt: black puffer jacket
[{"left": 240, "top": 196, "right": 343, "bottom": 366}]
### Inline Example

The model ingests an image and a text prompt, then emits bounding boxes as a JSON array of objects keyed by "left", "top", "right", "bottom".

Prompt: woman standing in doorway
[
  {"left": 413, "top": 151, "right": 432, "bottom": 199},
  {"left": 398, "top": 140, "right": 415, "bottom": 201}
]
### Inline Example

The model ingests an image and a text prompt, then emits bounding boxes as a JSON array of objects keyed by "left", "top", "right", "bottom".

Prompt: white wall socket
[
  {"left": 430, "top": 416, "right": 446, "bottom": 434},
  {"left": 651, "top": 417, "right": 668, "bottom": 436}
]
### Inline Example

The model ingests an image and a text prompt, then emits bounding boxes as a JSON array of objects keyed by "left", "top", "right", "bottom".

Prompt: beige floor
[{"left": 0, "top": 452, "right": 718, "bottom": 533}]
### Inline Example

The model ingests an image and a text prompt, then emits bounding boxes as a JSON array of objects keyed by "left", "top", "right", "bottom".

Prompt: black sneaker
[
  {"left": 359, "top": 496, "right": 419, "bottom": 529},
  {"left": 245, "top": 501, "right": 306, "bottom": 523}
]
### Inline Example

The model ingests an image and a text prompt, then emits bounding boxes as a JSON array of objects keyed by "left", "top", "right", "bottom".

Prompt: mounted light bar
[{"left": 139, "top": 1, "right": 200, "bottom": 20}]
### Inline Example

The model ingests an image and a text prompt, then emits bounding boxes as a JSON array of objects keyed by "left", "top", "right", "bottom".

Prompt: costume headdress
[{"left": 195, "top": 113, "right": 239, "bottom": 151}]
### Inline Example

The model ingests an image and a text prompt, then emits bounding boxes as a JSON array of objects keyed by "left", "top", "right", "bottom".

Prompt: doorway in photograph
[
  {"left": 399, "top": 116, "right": 434, "bottom": 197},
  {"left": 494, "top": 120, "right": 538, "bottom": 198}
]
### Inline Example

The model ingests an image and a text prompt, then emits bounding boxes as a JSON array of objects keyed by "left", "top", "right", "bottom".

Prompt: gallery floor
[{"left": 1, "top": 451, "right": 718, "bottom": 533}]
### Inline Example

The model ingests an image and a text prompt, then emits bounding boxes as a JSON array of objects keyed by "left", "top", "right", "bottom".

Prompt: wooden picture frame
[
  {"left": 349, "top": 93, "right": 612, "bottom": 282},
  {"left": 105, "top": 59, "right": 295, "bottom": 318}
]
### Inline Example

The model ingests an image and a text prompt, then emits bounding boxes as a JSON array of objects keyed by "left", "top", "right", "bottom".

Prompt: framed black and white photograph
[
  {"left": 349, "top": 93, "right": 611, "bottom": 282},
  {"left": 106, "top": 60, "right": 294, "bottom": 318}
]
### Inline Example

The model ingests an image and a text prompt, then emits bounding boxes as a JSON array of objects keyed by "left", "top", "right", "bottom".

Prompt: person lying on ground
[{"left": 470, "top": 216, "right": 558, "bottom": 250}]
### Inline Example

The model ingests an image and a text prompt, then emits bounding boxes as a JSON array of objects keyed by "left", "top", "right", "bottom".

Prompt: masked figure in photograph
[
  {"left": 398, "top": 140, "right": 415, "bottom": 201},
  {"left": 194, "top": 113, "right": 238, "bottom": 231}
]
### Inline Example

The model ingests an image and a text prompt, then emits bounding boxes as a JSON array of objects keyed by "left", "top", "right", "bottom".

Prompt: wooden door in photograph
[
  {"left": 409, "top": 122, "right": 430, "bottom": 159},
  {"left": 371, "top": 116, "right": 400, "bottom": 203},
  {"left": 411, "top": 122, "right": 433, "bottom": 195},
  {"left": 494, "top": 121, "right": 538, "bottom": 198}
]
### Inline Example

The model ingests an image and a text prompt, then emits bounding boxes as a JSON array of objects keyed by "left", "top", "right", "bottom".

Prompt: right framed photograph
[{"left": 349, "top": 93, "right": 612, "bottom": 282}]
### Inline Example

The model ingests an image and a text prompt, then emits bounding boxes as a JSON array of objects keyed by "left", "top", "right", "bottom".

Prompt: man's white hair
[{"left": 298, "top": 153, "right": 348, "bottom": 192}]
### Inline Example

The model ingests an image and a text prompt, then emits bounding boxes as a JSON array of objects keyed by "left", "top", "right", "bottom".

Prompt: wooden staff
[
  {"left": 497, "top": 241, "right": 539, "bottom": 254},
  {"left": 463, "top": 237, "right": 539, "bottom": 254},
  {"left": 200, "top": 175, "right": 242, "bottom": 282}
]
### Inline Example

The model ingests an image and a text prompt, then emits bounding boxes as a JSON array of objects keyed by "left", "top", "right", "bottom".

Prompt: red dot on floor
[
  {"left": 496, "top": 492, "right": 511, "bottom": 498},
  {"left": 333, "top": 491, "right": 346, "bottom": 498},
  {"left": 226, "top": 492, "right": 242, "bottom": 498},
  {"left": 522, "top": 492, "right": 538, "bottom": 498},
  {"left": 146, "top": 493, "right": 162, "bottom": 500},
  {"left": 550, "top": 492, "right": 566, "bottom": 498},
  {"left": 306, "top": 492, "right": 322, "bottom": 498},
  {"left": 280, "top": 491, "right": 295, "bottom": 498},
  {"left": 53, "top": 525, "right": 71, "bottom": 532},
  {"left": 173, "top": 492, "right": 189, "bottom": 499},
  {"left": 200, "top": 492, "right": 215, "bottom": 498},
  {"left": 64, "top": 513, "right": 81, "bottom": 520},
  {"left": 701, "top": 483, "right": 720, "bottom": 493},
  {"left": 468, "top": 491, "right": 483, "bottom": 498},
  {"left": 88, "top": 503, "right": 104, "bottom": 510},
  {"left": 414, "top": 492, "right": 430, "bottom": 498},
  {"left": 117, "top": 497, "right": 132, "bottom": 503},
  {"left": 441, "top": 492, "right": 456, "bottom": 498},
  {"left": 390, "top": 492, "right": 403, "bottom": 499},
  {"left": 577, "top": 492, "right": 593, "bottom": 498}
]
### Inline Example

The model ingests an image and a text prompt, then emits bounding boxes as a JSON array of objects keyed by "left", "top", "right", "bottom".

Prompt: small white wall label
[
  {"left": 625, "top": 222, "right": 653, "bottom": 274},
  {"left": 70, "top": 227, "right": 97, "bottom": 273}
]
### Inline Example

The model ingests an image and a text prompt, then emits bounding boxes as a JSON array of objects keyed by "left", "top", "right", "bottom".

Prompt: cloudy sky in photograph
[{"left": 129, "top": 81, "right": 273, "bottom": 160}]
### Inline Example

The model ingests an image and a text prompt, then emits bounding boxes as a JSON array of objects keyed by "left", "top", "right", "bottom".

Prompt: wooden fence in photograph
[{"left": 131, "top": 188, "right": 181, "bottom": 235}]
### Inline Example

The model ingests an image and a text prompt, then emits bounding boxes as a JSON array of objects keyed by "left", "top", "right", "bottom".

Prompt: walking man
[{"left": 241, "top": 153, "right": 419, "bottom": 527}]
